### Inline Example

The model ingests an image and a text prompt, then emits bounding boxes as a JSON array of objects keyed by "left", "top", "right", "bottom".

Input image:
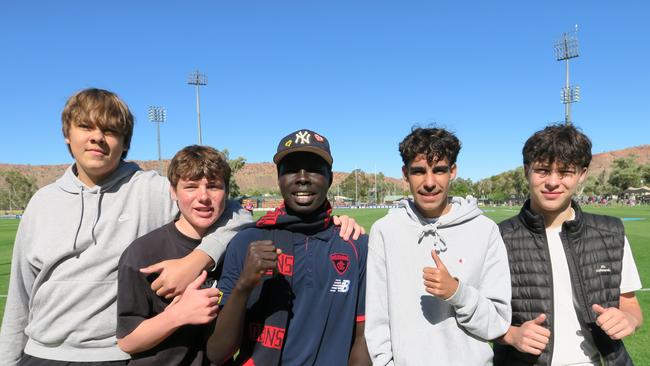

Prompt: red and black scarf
[{"left": 235, "top": 201, "right": 333, "bottom": 366}]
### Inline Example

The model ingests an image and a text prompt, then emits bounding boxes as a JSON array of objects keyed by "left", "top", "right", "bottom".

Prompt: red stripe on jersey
[
  {"left": 243, "top": 358, "right": 255, "bottom": 366},
  {"left": 356, "top": 315, "right": 365, "bottom": 322}
]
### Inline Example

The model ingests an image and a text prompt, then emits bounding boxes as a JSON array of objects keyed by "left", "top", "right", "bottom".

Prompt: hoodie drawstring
[
  {"left": 418, "top": 221, "right": 448, "bottom": 253},
  {"left": 72, "top": 186, "right": 84, "bottom": 250},
  {"left": 91, "top": 192, "right": 104, "bottom": 245}
]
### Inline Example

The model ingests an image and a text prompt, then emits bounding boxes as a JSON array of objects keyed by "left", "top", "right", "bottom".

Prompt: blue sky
[{"left": 1, "top": 1, "right": 648, "bottom": 181}]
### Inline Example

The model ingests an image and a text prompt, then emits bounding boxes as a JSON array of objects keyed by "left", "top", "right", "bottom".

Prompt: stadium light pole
[
  {"left": 554, "top": 26, "right": 580, "bottom": 125},
  {"left": 148, "top": 106, "right": 166, "bottom": 175},
  {"left": 187, "top": 70, "right": 207, "bottom": 144}
]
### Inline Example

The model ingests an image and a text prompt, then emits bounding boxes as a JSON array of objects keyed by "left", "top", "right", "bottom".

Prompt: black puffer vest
[{"left": 494, "top": 200, "right": 633, "bottom": 366}]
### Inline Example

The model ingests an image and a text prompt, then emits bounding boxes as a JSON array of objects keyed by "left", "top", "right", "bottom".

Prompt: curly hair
[
  {"left": 523, "top": 124, "right": 592, "bottom": 169},
  {"left": 399, "top": 127, "right": 461, "bottom": 166}
]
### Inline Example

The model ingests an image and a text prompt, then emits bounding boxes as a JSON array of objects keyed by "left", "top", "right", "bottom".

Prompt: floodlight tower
[
  {"left": 148, "top": 106, "right": 166, "bottom": 174},
  {"left": 187, "top": 70, "right": 208, "bottom": 144},
  {"left": 554, "top": 26, "right": 580, "bottom": 125}
]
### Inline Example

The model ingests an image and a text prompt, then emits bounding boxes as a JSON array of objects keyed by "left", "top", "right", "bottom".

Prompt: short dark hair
[
  {"left": 61, "top": 88, "right": 134, "bottom": 159},
  {"left": 522, "top": 123, "right": 592, "bottom": 169},
  {"left": 399, "top": 127, "right": 461, "bottom": 167},
  {"left": 167, "top": 145, "right": 231, "bottom": 192}
]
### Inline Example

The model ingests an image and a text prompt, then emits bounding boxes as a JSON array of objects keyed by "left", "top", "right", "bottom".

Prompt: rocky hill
[
  {"left": 1, "top": 144, "right": 648, "bottom": 191},
  {"left": 0, "top": 160, "right": 409, "bottom": 193}
]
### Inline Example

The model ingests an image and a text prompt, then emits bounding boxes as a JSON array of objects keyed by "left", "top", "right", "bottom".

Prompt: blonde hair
[{"left": 61, "top": 88, "right": 134, "bottom": 158}]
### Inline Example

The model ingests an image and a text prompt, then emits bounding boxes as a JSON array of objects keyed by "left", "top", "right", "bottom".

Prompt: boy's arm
[
  {"left": 142, "top": 200, "right": 253, "bottom": 299},
  {"left": 430, "top": 224, "right": 512, "bottom": 341},
  {"left": 349, "top": 322, "right": 371, "bottom": 366},
  {"left": 0, "top": 215, "right": 37, "bottom": 365},
  {"left": 118, "top": 271, "right": 219, "bottom": 354},
  {"left": 207, "top": 240, "right": 278, "bottom": 364},
  {"left": 364, "top": 226, "right": 394, "bottom": 366}
]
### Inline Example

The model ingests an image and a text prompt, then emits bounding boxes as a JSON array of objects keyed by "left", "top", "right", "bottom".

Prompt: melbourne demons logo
[{"left": 330, "top": 253, "right": 350, "bottom": 275}]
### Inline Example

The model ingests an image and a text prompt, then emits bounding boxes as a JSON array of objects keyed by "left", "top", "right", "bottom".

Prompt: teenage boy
[
  {"left": 365, "top": 127, "right": 512, "bottom": 365},
  {"left": 495, "top": 124, "right": 643, "bottom": 365},
  {"left": 116, "top": 145, "right": 230, "bottom": 364},
  {"left": 0, "top": 89, "right": 252, "bottom": 365},
  {"left": 206, "top": 129, "right": 370, "bottom": 366}
]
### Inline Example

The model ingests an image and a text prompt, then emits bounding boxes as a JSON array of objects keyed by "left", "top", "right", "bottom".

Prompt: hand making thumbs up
[{"left": 422, "top": 249, "right": 459, "bottom": 300}]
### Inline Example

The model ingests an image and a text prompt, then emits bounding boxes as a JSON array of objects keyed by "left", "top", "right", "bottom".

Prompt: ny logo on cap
[{"left": 295, "top": 131, "right": 311, "bottom": 144}]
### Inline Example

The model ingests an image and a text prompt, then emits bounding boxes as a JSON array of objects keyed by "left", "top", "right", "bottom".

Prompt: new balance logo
[{"left": 330, "top": 279, "right": 350, "bottom": 293}]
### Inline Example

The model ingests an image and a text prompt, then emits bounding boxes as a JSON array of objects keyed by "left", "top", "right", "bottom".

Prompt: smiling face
[
  {"left": 277, "top": 152, "right": 332, "bottom": 216},
  {"left": 527, "top": 161, "right": 587, "bottom": 223},
  {"left": 403, "top": 154, "right": 457, "bottom": 218},
  {"left": 171, "top": 176, "right": 227, "bottom": 239},
  {"left": 65, "top": 121, "right": 126, "bottom": 186}
]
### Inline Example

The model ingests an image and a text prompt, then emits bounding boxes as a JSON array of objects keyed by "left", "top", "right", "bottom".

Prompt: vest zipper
[{"left": 541, "top": 230, "right": 555, "bottom": 366}]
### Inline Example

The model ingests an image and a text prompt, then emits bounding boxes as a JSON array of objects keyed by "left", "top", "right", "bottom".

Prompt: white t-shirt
[{"left": 546, "top": 226, "right": 642, "bottom": 366}]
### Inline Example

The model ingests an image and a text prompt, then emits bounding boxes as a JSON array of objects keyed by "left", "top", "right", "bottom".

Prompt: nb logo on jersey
[{"left": 330, "top": 279, "right": 350, "bottom": 293}]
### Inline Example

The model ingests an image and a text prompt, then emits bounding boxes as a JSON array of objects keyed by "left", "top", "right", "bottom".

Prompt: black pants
[{"left": 19, "top": 355, "right": 129, "bottom": 366}]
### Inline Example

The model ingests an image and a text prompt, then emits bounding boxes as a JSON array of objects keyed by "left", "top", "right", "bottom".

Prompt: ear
[
  {"left": 578, "top": 167, "right": 588, "bottom": 184},
  {"left": 170, "top": 186, "right": 178, "bottom": 201},
  {"left": 450, "top": 164, "right": 457, "bottom": 180},
  {"left": 402, "top": 165, "right": 408, "bottom": 181},
  {"left": 64, "top": 137, "right": 70, "bottom": 144},
  {"left": 328, "top": 168, "right": 333, "bottom": 188}
]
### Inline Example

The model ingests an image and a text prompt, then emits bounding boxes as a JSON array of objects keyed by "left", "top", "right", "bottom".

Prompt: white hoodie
[
  {"left": 0, "top": 161, "right": 252, "bottom": 364},
  {"left": 365, "top": 197, "right": 511, "bottom": 365}
]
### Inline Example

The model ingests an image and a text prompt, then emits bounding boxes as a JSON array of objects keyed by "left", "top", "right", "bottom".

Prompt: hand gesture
[
  {"left": 505, "top": 314, "right": 550, "bottom": 355},
  {"left": 141, "top": 256, "right": 202, "bottom": 299},
  {"left": 237, "top": 240, "right": 280, "bottom": 293},
  {"left": 333, "top": 215, "right": 365, "bottom": 240},
  {"left": 165, "top": 270, "right": 220, "bottom": 326},
  {"left": 422, "top": 250, "right": 459, "bottom": 300},
  {"left": 592, "top": 304, "right": 639, "bottom": 340}
]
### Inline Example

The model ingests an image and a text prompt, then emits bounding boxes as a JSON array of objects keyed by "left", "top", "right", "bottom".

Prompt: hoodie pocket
[{"left": 27, "top": 280, "right": 118, "bottom": 347}]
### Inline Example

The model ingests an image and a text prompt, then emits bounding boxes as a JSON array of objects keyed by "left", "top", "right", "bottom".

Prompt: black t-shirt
[{"left": 117, "top": 222, "right": 218, "bottom": 366}]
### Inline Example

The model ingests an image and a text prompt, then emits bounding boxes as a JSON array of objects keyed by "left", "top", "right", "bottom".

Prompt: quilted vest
[{"left": 494, "top": 200, "right": 633, "bottom": 366}]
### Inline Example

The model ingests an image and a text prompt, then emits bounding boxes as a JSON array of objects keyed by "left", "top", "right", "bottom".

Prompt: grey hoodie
[
  {"left": 0, "top": 161, "right": 252, "bottom": 364},
  {"left": 365, "top": 197, "right": 511, "bottom": 366}
]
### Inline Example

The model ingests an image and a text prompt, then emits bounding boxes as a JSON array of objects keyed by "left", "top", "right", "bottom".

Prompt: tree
[
  {"left": 583, "top": 171, "right": 616, "bottom": 197},
  {"left": 221, "top": 149, "right": 246, "bottom": 198},
  {"left": 339, "top": 169, "right": 369, "bottom": 203},
  {"left": 641, "top": 164, "right": 650, "bottom": 185},
  {"left": 0, "top": 170, "right": 37, "bottom": 210},
  {"left": 608, "top": 157, "right": 642, "bottom": 192},
  {"left": 449, "top": 177, "right": 474, "bottom": 197}
]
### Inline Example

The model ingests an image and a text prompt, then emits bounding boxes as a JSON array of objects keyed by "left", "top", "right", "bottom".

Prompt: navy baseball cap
[{"left": 273, "top": 129, "right": 333, "bottom": 166}]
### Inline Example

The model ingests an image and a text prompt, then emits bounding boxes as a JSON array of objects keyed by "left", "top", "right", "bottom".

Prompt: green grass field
[{"left": 1, "top": 205, "right": 648, "bottom": 362}]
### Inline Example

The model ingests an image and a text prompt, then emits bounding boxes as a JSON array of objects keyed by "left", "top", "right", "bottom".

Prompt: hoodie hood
[
  {"left": 395, "top": 196, "right": 483, "bottom": 252},
  {"left": 56, "top": 161, "right": 140, "bottom": 193}
]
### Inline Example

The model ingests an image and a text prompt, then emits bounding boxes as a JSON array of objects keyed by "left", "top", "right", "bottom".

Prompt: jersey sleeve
[
  {"left": 620, "top": 236, "right": 642, "bottom": 294},
  {"left": 116, "top": 247, "right": 155, "bottom": 339},
  {"left": 217, "top": 230, "right": 252, "bottom": 305}
]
